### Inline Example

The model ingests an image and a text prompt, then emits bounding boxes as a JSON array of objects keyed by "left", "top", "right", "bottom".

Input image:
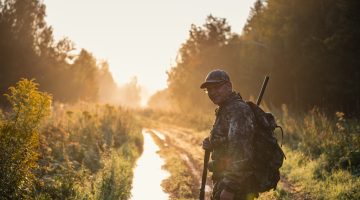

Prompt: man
[{"left": 201, "top": 69, "right": 259, "bottom": 200}]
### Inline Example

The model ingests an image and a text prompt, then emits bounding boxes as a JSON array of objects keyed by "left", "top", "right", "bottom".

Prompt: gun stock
[{"left": 199, "top": 150, "right": 210, "bottom": 200}]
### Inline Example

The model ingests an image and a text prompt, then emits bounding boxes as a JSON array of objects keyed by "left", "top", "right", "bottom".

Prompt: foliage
[
  {"left": 34, "top": 103, "right": 143, "bottom": 199},
  {"left": 116, "top": 77, "right": 142, "bottom": 108},
  {"left": 0, "top": 79, "right": 52, "bottom": 199},
  {"left": 167, "top": 15, "right": 234, "bottom": 113},
  {"left": 94, "top": 143, "right": 140, "bottom": 200},
  {"left": 140, "top": 108, "right": 213, "bottom": 131},
  {"left": 272, "top": 107, "right": 360, "bottom": 199},
  {"left": 147, "top": 89, "right": 176, "bottom": 112},
  {"left": 0, "top": 0, "right": 121, "bottom": 104},
  {"left": 0, "top": 79, "right": 144, "bottom": 199},
  {"left": 279, "top": 106, "right": 360, "bottom": 173},
  {"left": 165, "top": 0, "right": 360, "bottom": 115},
  {"left": 145, "top": 105, "right": 360, "bottom": 199},
  {"left": 243, "top": 0, "right": 360, "bottom": 114},
  {"left": 281, "top": 147, "right": 360, "bottom": 200}
]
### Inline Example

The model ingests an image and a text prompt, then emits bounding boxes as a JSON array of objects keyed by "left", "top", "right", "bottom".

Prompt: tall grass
[
  {"left": 140, "top": 108, "right": 213, "bottom": 131},
  {"left": 145, "top": 104, "right": 360, "bottom": 199},
  {"left": 281, "top": 147, "right": 360, "bottom": 199},
  {"left": 277, "top": 105, "right": 360, "bottom": 199},
  {"left": 0, "top": 79, "right": 143, "bottom": 199},
  {"left": 89, "top": 143, "right": 141, "bottom": 200},
  {"left": 35, "top": 104, "right": 143, "bottom": 200},
  {"left": 279, "top": 105, "right": 360, "bottom": 172}
]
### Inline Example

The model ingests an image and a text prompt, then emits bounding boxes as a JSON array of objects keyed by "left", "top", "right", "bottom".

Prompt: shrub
[{"left": 0, "top": 79, "right": 52, "bottom": 199}]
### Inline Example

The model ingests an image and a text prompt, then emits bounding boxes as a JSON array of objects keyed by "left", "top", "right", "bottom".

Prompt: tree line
[
  {"left": 160, "top": 0, "right": 360, "bottom": 116},
  {"left": 0, "top": 0, "right": 142, "bottom": 107}
]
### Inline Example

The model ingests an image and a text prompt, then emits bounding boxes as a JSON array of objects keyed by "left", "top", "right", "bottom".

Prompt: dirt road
[{"left": 145, "top": 125, "right": 312, "bottom": 200}]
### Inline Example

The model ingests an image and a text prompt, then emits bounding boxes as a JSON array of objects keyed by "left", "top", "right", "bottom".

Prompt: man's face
[{"left": 205, "top": 82, "right": 231, "bottom": 105}]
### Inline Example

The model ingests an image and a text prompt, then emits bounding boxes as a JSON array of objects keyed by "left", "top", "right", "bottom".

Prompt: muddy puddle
[{"left": 130, "top": 129, "right": 170, "bottom": 200}]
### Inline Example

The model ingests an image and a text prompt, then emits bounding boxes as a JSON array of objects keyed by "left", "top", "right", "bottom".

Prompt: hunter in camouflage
[{"left": 201, "top": 69, "right": 259, "bottom": 200}]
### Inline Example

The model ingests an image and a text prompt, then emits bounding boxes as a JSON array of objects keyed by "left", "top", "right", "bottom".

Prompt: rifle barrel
[
  {"left": 256, "top": 76, "right": 270, "bottom": 106},
  {"left": 199, "top": 150, "right": 210, "bottom": 200}
]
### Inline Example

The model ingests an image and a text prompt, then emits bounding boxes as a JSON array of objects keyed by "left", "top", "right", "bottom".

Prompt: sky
[{"left": 44, "top": 0, "right": 256, "bottom": 104}]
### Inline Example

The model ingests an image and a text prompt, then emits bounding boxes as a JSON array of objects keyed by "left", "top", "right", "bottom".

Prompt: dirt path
[
  {"left": 279, "top": 177, "right": 312, "bottom": 200},
  {"left": 150, "top": 129, "right": 201, "bottom": 180},
  {"left": 148, "top": 128, "right": 212, "bottom": 199},
  {"left": 147, "top": 125, "right": 312, "bottom": 200}
]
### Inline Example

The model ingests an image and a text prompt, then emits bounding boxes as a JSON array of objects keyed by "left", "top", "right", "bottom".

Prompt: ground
[{"left": 143, "top": 120, "right": 312, "bottom": 200}]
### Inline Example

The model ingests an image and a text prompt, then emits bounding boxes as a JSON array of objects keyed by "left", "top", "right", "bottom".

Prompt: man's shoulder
[
  {"left": 224, "top": 98, "right": 251, "bottom": 113},
  {"left": 221, "top": 100, "right": 255, "bottom": 123}
]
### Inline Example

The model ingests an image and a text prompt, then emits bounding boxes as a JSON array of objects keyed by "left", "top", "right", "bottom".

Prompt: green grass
[
  {"left": 93, "top": 143, "right": 141, "bottom": 200},
  {"left": 33, "top": 104, "right": 143, "bottom": 200},
  {"left": 0, "top": 79, "right": 144, "bottom": 199},
  {"left": 143, "top": 104, "right": 360, "bottom": 200},
  {"left": 263, "top": 106, "right": 360, "bottom": 199},
  {"left": 281, "top": 147, "right": 360, "bottom": 200}
]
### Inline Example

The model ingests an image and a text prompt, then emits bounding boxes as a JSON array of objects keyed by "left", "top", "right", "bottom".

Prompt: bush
[
  {"left": 0, "top": 79, "right": 52, "bottom": 199},
  {"left": 280, "top": 106, "right": 360, "bottom": 172},
  {"left": 34, "top": 103, "right": 143, "bottom": 199},
  {"left": 282, "top": 147, "right": 360, "bottom": 200}
]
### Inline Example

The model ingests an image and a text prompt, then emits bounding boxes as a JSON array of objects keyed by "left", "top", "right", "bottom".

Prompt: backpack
[{"left": 246, "top": 101, "right": 286, "bottom": 193}]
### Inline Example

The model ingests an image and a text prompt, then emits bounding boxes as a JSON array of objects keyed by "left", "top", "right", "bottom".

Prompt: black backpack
[{"left": 246, "top": 101, "right": 286, "bottom": 193}]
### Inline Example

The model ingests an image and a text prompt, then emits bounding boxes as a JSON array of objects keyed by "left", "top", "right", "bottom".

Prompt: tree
[
  {"left": 166, "top": 0, "right": 360, "bottom": 115},
  {"left": 167, "top": 15, "right": 234, "bottom": 112},
  {"left": 242, "top": 0, "right": 360, "bottom": 114},
  {"left": 71, "top": 49, "right": 99, "bottom": 102},
  {"left": 0, "top": 0, "right": 116, "bottom": 105}
]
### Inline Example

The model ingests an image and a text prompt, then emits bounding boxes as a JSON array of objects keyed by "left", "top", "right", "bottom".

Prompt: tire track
[
  {"left": 149, "top": 128, "right": 212, "bottom": 199},
  {"left": 148, "top": 126, "right": 312, "bottom": 200}
]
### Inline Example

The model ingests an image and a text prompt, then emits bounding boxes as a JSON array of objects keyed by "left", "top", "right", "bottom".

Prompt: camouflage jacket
[{"left": 209, "top": 92, "right": 256, "bottom": 192}]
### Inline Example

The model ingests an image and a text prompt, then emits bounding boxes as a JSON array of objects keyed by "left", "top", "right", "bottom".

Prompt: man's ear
[{"left": 225, "top": 81, "right": 232, "bottom": 91}]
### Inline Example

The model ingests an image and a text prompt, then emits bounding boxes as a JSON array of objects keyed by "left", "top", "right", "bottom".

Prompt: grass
[
  {"left": 8, "top": 78, "right": 356, "bottom": 200},
  {"left": 33, "top": 103, "right": 143, "bottom": 200},
  {"left": 142, "top": 104, "right": 360, "bottom": 200},
  {"left": 92, "top": 143, "right": 141, "bottom": 200},
  {"left": 0, "top": 85, "right": 144, "bottom": 200},
  {"left": 281, "top": 147, "right": 360, "bottom": 199},
  {"left": 139, "top": 108, "right": 213, "bottom": 131}
]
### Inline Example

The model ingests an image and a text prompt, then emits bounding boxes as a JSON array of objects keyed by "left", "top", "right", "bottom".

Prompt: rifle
[
  {"left": 199, "top": 150, "right": 210, "bottom": 200},
  {"left": 199, "top": 75, "right": 270, "bottom": 200},
  {"left": 256, "top": 76, "right": 270, "bottom": 106}
]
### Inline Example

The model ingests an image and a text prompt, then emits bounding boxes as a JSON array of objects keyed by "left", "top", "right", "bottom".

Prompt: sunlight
[
  {"left": 43, "top": 0, "right": 256, "bottom": 104},
  {"left": 130, "top": 129, "right": 170, "bottom": 200},
  {"left": 1, "top": 0, "right": 359, "bottom": 199}
]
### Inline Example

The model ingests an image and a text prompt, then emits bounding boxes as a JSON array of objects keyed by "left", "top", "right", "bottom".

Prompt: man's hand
[
  {"left": 202, "top": 137, "right": 213, "bottom": 151},
  {"left": 220, "top": 189, "right": 234, "bottom": 200}
]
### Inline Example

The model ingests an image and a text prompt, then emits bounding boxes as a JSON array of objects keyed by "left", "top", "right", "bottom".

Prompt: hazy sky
[{"left": 44, "top": 0, "right": 255, "bottom": 102}]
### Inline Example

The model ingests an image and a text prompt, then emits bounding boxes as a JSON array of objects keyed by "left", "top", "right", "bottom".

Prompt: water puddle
[
  {"left": 151, "top": 130, "right": 166, "bottom": 141},
  {"left": 130, "top": 129, "right": 170, "bottom": 200}
]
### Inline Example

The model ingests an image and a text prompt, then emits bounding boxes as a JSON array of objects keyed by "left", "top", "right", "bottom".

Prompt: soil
[{"left": 146, "top": 123, "right": 312, "bottom": 200}]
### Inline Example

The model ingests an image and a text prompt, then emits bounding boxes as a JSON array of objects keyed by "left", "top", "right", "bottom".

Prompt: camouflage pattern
[
  {"left": 208, "top": 92, "right": 259, "bottom": 200},
  {"left": 200, "top": 69, "right": 231, "bottom": 89}
]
